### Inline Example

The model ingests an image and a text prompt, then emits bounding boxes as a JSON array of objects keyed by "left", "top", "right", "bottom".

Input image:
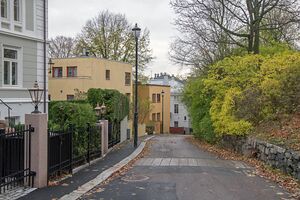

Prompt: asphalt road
[{"left": 82, "top": 135, "right": 290, "bottom": 200}]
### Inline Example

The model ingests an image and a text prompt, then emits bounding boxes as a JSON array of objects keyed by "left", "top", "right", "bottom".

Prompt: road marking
[
  {"left": 169, "top": 158, "right": 179, "bottom": 166},
  {"left": 135, "top": 158, "right": 249, "bottom": 169},
  {"left": 160, "top": 158, "right": 172, "bottom": 166},
  {"left": 153, "top": 158, "right": 163, "bottom": 166}
]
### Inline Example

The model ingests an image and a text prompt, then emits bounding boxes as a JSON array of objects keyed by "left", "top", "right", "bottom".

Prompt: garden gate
[{"left": 0, "top": 126, "right": 35, "bottom": 193}]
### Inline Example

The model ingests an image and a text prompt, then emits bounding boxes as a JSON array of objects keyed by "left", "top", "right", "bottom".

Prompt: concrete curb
[{"left": 59, "top": 136, "right": 154, "bottom": 200}]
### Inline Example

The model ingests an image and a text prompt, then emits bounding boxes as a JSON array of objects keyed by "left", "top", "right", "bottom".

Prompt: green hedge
[
  {"left": 49, "top": 101, "right": 96, "bottom": 129},
  {"left": 87, "top": 88, "right": 129, "bottom": 122},
  {"left": 49, "top": 89, "right": 130, "bottom": 128}
]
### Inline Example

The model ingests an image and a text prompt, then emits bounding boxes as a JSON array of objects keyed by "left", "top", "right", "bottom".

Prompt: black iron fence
[
  {"left": 48, "top": 123, "right": 102, "bottom": 179},
  {"left": 108, "top": 121, "right": 121, "bottom": 149},
  {"left": 0, "top": 126, "right": 35, "bottom": 193}
]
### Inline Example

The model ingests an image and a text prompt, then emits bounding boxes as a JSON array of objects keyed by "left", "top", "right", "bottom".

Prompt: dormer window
[
  {"left": 13, "top": 0, "right": 20, "bottom": 22},
  {"left": 1, "top": 0, "right": 8, "bottom": 19}
]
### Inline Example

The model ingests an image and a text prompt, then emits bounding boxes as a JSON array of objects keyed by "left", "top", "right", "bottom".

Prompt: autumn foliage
[{"left": 183, "top": 51, "right": 300, "bottom": 141}]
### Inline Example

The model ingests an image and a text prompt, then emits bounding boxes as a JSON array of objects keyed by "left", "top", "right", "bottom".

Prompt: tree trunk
[
  {"left": 248, "top": 29, "right": 254, "bottom": 53},
  {"left": 253, "top": 24, "right": 260, "bottom": 54}
]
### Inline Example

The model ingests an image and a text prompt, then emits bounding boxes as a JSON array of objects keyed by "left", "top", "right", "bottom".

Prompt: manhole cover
[{"left": 121, "top": 175, "right": 149, "bottom": 182}]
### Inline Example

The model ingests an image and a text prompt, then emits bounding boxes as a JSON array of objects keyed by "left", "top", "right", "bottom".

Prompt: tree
[
  {"left": 49, "top": 36, "right": 76, "bottom": 58},
  {"left": 171, "top": 0, "right": 300, "bottom": 58},
  {"left": 75, "top": 10, "right": 154, "bottom": 72}
]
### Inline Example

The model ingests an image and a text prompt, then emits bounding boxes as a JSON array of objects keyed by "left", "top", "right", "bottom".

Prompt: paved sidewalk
[{"left": 20, "top": 138, "right": 146, "bottom": 200}]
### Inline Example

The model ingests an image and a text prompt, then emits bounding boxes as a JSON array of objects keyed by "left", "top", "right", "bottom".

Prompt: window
[
  {"left": 1, "top": 0, "right": 7, "bottom": 18},
  {"left": 126, "top": 93, "right": 131, "bottom": 99},
  {"left": 3, "top": 48, "right": 19, "bottom": 86},
  {"left": 5, "top": 116, "right": 20, "bottom": 126},
  {"left": 67, "top": 95, "right": 75, "bottom": 101},
  {"left": 48, "top": 94, "right": 51, "bottom": 101},
  {"left": 14, "top": 0, "right": 20, "bottom": 22},
  {"left": 125, "top": 72, "right": 131, "bottom": 85},
  {"left": 157, "top": 94, "right": 161, "bottom": 103},
  {"left": 152, "top": 113, "right": 156, "bottom": 121},
  {"left": 106, "top": 70, "right": 110, "bottom": 80},
  {"left": 53, "top": 67, "right": 63, "bottom": 78},
  {"left": 174, "top": 121, "right": 179, "bottom": 128},
  {"left": 174, "top": 104, "right": 179, "bottom": 114},
  {"left": 67, "top": 66, "right": 77, "bottom": 77},
  {"left": 157, "top": 113, "right": 161, "bottom": 121},
  {"left": 184, "top": 116, "right": 187, "bottom": 121},
  {"left": 152, "top": 94, "right": 156, "bottom": 103}
]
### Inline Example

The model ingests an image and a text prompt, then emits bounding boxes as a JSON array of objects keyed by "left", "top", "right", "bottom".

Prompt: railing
[
  {"left": 0, "top": 98, "right": 12, "bottom": 126},
  {"left": 108, "top": 121, "right": 121, "bottom": 149},
  {"left": 0, "top": 126, "right": 35, "bottom": 193},
  {"left": 49, "top": 76, "right": 92, "bottom": 79},
  {"left": 48, "top": 123, "right": 102, "bottom": 180}
]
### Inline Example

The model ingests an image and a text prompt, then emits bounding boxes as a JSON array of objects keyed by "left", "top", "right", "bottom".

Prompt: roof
[
  {"left": 136, "top": 83, "right": 171, "bottom": 88},
  {"left": 52, "top": 56, "right": 132, "bottom": 66},
  {"left": 150, "top": 73, "right": 185, "bottom": 84}
]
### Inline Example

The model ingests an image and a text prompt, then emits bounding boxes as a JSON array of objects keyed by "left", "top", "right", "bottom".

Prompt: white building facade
[
  {"left": 0, "top": 0, "right": 48, "bottom": 124},
  {"left": 149, "top": 73, "right": 191, "bottom": 134}
]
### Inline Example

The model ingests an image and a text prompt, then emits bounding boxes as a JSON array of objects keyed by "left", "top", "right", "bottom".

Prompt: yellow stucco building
[
  {"left": 138, "top": 84, "right": 171, "bottom": 134},
  {"left": 48, "top": 57, "right": 132, "bottom": 100}
]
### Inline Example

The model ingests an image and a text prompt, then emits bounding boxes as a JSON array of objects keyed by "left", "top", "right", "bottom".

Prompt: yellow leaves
[
  {"left": 204, "top": 51, "right": 300, "bottom": 136},
  {"left": 210, "top": 88, "right": 252, "bottom": 136}
]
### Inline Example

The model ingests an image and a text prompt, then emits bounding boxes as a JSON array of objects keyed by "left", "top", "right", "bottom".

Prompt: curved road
[{"left": 82, "top": 135, "right": 290, "bottom": 200}]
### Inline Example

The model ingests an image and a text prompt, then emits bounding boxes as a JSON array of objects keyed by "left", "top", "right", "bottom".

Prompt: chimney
[{"left": 82, "top": 48, "right": 90, "bottom": 57}]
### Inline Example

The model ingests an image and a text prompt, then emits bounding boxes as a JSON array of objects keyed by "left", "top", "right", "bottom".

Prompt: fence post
[
  {"left": 100, "top": 120, "right": 108, "bottom": 156},
  {"left": 87, "top": 123, "right": 91, "bottom": 164},
  {"left": 25, "top": 113, "right": 48, "bottom": 188}
]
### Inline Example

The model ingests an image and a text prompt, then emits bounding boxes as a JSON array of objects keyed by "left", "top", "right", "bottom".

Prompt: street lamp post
[
  {"left": 28, "top": 81, "right": 44, "bottom": 114},
  {"left": 161, "top": 90, "right": 165, "bottom": 134},
  {"left": 132, "top": 23, "right": 141, "bottom": 148}
]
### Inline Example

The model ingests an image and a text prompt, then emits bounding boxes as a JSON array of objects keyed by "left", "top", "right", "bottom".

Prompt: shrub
[
  {"left": 182, "top": 77, "right": 216, "bottom": 143},
  {"left": 87, "top": 88, "right": 129, "bottom": 122},
  {"left": 185, "top": 50, "right": 300, "bottom": 139},
  {"left": 49, "top": 101, "right": 96, "bottom": 129}
]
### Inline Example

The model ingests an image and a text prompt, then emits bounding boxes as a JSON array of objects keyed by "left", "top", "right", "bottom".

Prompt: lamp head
[
  {"left": 132, "top": 23, "right": 141, "bottom": 39},
  {"left": 94, "top": 103, "right": 101, "bottom": 117},
  {"left": 28, "top": 81, "right": 44, "bottom": 113},
  {"left": 48, "top": 58, "right": 55, "bottom": 74}
]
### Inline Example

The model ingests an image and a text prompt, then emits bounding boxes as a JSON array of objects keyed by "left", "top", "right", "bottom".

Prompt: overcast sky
[{"left": 49, "top": 0, "right": 189, "bottom": 77}]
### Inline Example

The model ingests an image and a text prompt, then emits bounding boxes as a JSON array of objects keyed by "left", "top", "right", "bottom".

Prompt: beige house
[
  {"left": 48, "top": 57, "right": 132, "bottom": 101},
  {"left": 138, "top": 84, "right": 171, "bottom": 134}
]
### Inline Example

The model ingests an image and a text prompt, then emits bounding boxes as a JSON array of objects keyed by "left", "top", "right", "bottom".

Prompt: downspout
[{"left": 43, "top": 0, "right": 47, "bottom": 113}]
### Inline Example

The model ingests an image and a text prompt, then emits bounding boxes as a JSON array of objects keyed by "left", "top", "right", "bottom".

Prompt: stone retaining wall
[{"left": 220, "top": 136, "right": 300, "bottom": 180}]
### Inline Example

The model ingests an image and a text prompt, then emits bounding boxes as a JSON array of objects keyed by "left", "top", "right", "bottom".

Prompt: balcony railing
[{"left": 50, "top": 76, "right": 92, "bottom": 79}]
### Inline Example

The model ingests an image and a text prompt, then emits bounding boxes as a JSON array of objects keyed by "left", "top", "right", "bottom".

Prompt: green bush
[
  {"left": 184, "top": 50, "right": 300, "bottom": 140},
  {"left": 182, "top": 77, "right": 216, "bottom": 143},
  {"left": 87, "top": 88, "right": 129, "bottom": 122},
  {"left": 49, "top": 101, "right": 96, "bottom": 129}
]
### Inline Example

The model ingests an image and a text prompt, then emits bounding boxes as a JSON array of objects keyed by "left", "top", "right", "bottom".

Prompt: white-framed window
[
  {"left": 3, "top": 46, "right": 21, "bottom": 87},
  {"left": 0, "top": 0, "right": 8, "bottom": 19},
  {"left": 174, "top": 104, "right": 179, "bottom": 114},
  {"left": 13, "top": 0, "right": 21, "bottom": 22}
]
